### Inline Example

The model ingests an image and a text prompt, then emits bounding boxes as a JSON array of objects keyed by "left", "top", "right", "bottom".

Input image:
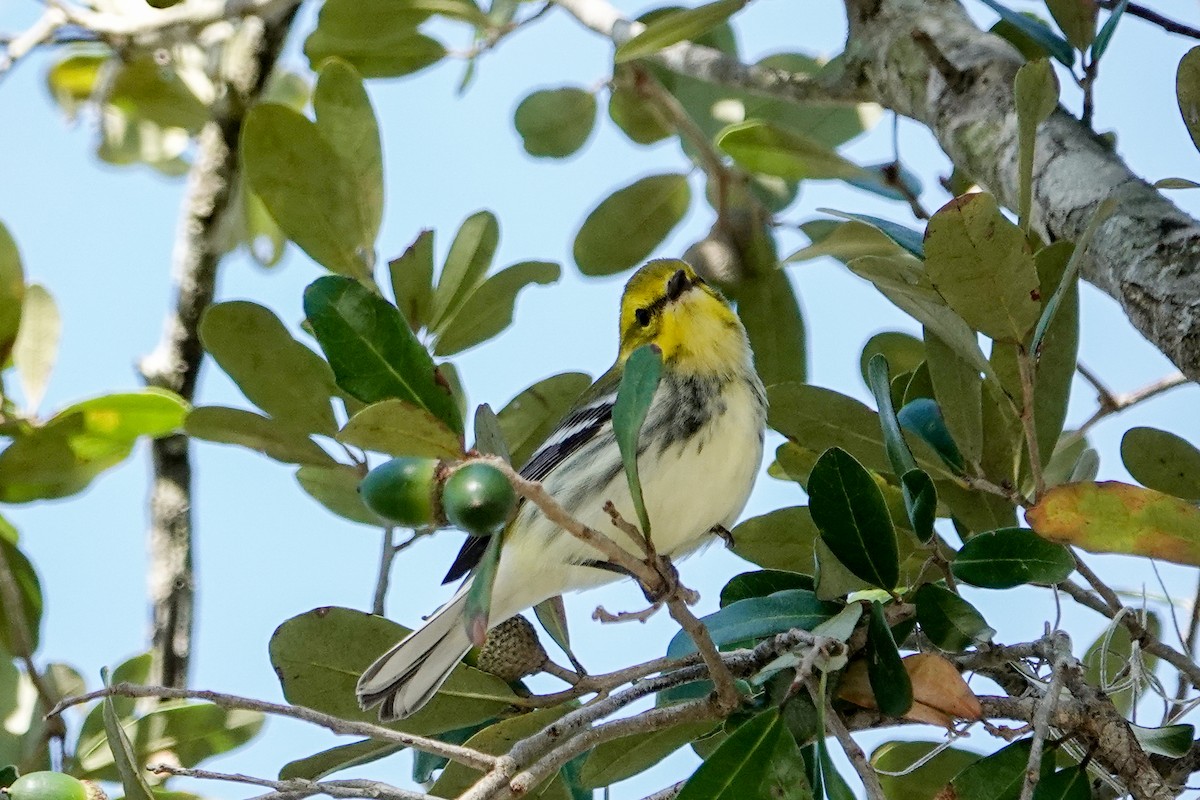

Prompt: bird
[{"left": 357, "top": 258, "right": 768, "bottom": 721}]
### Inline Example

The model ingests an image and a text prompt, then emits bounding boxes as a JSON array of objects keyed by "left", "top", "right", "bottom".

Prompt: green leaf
[
  {"left": 79, "top": 703, "right": 264, "bottom": 781},
  {"left": 430, "top": 211, "right": 500, "bottom": 331},
  {"left": 1154, "top": 177, "right": 1200, "bottom": 189},
  {"left": 411, "top": 722, "right": 491, "bottom": 784},
  {"left": 871, "top": 741, "right": 981, "bottom": 800},
  {"left": 951, "top": 528, "right": 1074, "bottom": 589},
  {"left": 338, "top": 399, "right": 464, "bottom": 459},
  {"left": 1032, "top": 241, "right": 1079, "bottom": 467},
  {"left": 304, "top": 276, "right": 463, "bottom": 434},
  {"left": 1130, "top": 722, "right": 1194, "bottom": 758},
  {"left": 280, "top": 739, "right": 403, "bottom": 781},
  {"left": 434, "top": 261, "right": 560, "bottom": 355},
  {"left": 866, "top": 355, "right": 937, "bottom": 541},
  {"left": 390, "top": 230, "right": 436, "bottom": 331},
  {"left": 720, "top": 569, "right": 814, "bottom": 607},
  {"left": 12, "top": 284, "right": 59, "bottom": 413},
  {"left": 574, "top": 174, "right": 690, "bottom": 276},
  {"left": 473, "top": 403, "right": 510, "bottom": 460},
  {"left": 295, "top": 464, "right": 385, "bottom": 526},
  {"left": 730, "top": 506, "right": 821, "bottom": 573},
  {"left": 866, "top": 601, "right": 911, "bottom": 717},
  {"left": 497, "top": 372, "right": 591, "bottom": 468},
  {"left": 1091, "top": 0, "right": 1129, "bottom": 60},
  {"left": 676, "top": 710, "right": 810, "bottom": 800},
  {"left": 849, "top": 256, "right": 995, "bottom": 385},
  {"left": 200, "top": 301, "right": 339, "bottom": 436},
  {"left": 717, "top": 121, "right": 873, "bottom": 182},
  {"left": 186, "top": 406, "right": 337, "bottom": 467},
  {"left": 1045, "top": 0, "right": 1097, "bottom": 51},
  {"left": 924, "top": 329, "right": 982, "bottom": 466},
  {"left": 859, "top": 332, "right": 924, "bottom": 388},
  {"left": 0, "top": 222, "right": 23, "bottom": 363},
  {"left": 897, "top": 398, "right": 965, "bottom": 473},
  {"left": 608, "top": 65, "right": 672, "bottom": 145},
  {"left": 612, "top": 344, "right": 663, "bottom": 537},
  {"left": 1034, "top": 766, "right": 1093, "bottom": 800},
  {"left": 533, "top": 595, "right": 572, "bottom": 655},
  {"left": 107, "top": 55, "right": 208, "bottom": 133},
  {"left": 666, "top": 589, "right": 839, "bottom": 659},
  {"left": 313, "top": 59, "right": 384, "bottom": 248},
  {"left": 303, "top": 0, "right": 453, "bottom": 77},
  {"left": 514, "top": 88, "right": 596, "bottom": 158},
  {"left": 615, "top": 0, "right": 748, "bottom": 63},
  {"left": 431, "top": 706, "right": 574, "bottom": 798},
  {"left": 0, "top": 390, "right": 188, "bottom": 502},
  {"left": 269, "top": 606, "right": 517, "bottom": 733},
  {"left": 818, "top": 209, "right": 924, "bottom": 258},
  {"left": 45, "top": 51, "right": 109, "bottom": 118},
  {"left": 463, "top": 534, "right": 502, "bottom": 647},
  {"left": 101, "top": 669, "right": 156, "bottom": 800},
  {"left": 1027, "top": 480, "right": 1200, "bottom": 566},
  {"left": 1083, "top": 610, "right": 1159, "bottom": 716},
  {"left": 1014, "top": 59, "right": 1059, "bottom": 232},
  {"left": 242, "top": 104, "right": 371, "bottom": 279},
  {"left": 579, "top": 721, "right": 716, "bottom": 788},
  {"left": 1121, "top": 427, "right": 1200, "bottom": 502},
  {"left": 788, "top": 220, "right": 905, "bottom": 264},
  {"left": 914, "top": 583, "right": 995, "bottom": 651},
  {"left": 978, "top": 0, "right": 1074, "bottom": 65},
  {"left": 1030, "top": 197, "right": 1118, "bottom": 354},
  {"left": 730, "top": 268, "right": 806, "bottom": 387},
  {"left": 0, "top": 531, "right": 42, "bottom": 654},
  {"left": 951, "top": 738, "right": 1051, "bottom": 800},
  {"left": 924, "top": 193, "right": 1041, "bottom": 343},
  {"left": 808, "top": 447, "right": 899, "bottom": 591}
]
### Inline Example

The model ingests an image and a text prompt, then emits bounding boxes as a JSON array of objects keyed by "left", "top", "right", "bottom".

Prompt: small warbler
[{"left": 358, "top": 258, "right": 767, "bottom": 720}]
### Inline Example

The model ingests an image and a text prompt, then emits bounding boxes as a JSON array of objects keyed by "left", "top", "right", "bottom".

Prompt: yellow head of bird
[{"left": 618, "top": 259, "right": 748, "bottom": 376}]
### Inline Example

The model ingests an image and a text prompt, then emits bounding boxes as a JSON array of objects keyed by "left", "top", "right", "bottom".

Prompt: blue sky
[{"left": 2, "top": 0, "right": 1200, "bottom": 796}]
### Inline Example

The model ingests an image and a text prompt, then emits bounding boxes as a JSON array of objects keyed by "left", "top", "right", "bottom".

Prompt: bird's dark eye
[
  {"left": 666, "top": 269, "right": 689, "bottom": 301},
  {"left": 635, "top": 307, "right": 651, "bottom": 327}
]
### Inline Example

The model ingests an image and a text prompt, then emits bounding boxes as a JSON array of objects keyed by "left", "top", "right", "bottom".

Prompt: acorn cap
[{"left": 476, "top": 616, "right": 548, "bottom": 682}]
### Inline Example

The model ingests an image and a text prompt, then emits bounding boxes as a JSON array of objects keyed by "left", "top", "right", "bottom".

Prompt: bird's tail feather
[{"left": 357, "top": 586, "right": 472, "bottom": 721}]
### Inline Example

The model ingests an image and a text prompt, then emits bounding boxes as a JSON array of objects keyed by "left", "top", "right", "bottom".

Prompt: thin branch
[
  {"left": 148, "top": 765, "right": 431, "bottom": 800},
  {"left": 1097, "top": 0, "right": 1200, "bottom": 41},
  {"left": 1072, "top": 369, "right": 1190, "bottom": 439},
  {"left": 1017, "top": 634, "right": 1069, "bottom": 800},
  {"left": 1169, "top": 573, "right": 1200, "bottom": 721},
  {"left": 137, "top": 0, "right": 300, "bottom": 688},
  {"left": 813, "top": 685, "right": 887, "bottom": 800},
  {"left": 49, "top": 683, "right": 497, "bottom": 771},
  {"left": 639, "top": 782, "right": 684, "bottom": 800},
  {"left": 0, "top": 6, "right": 67, "bottom": 79},
  {"left": 1072, "top": 554, "right": 1123, "bottom": 614},
  {"left": 372, "top": 527, "right": 398, "bottom": 616},
  {"left": 549, "top": 0, "right": 868, "bottom": 106}
]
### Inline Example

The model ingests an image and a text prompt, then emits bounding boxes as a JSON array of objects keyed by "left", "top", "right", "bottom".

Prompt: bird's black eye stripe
[
  {"left": 635, "top": 307, "right": 651, "bottom": 327},
  {"left": 667, "top": 268, "right": 689, "bottom": 301}
]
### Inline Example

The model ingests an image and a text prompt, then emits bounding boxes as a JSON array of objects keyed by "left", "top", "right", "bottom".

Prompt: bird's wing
[{"left": 440, "top": 370, "right": 620, "bottom": 584}]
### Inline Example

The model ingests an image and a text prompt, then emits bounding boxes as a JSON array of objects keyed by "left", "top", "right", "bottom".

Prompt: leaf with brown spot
[
  {"left": 1028, "top": 480, "right": 1200, "bottom": 566},
  {"left": 837, "top": 653, "right": 980, "bottom": 727}
]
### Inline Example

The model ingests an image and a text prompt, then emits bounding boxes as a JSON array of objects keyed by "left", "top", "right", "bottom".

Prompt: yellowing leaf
[{"left": 1028, "top": 480, "right": 1200, "bottom": 566}]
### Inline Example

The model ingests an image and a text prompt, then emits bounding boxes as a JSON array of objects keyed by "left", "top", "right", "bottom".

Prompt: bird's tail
[{"left": 357, "top": 586, "right": 472, "bottom": 721}]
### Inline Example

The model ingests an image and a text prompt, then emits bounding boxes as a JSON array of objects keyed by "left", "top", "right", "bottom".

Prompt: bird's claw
[{"left": 710, "top": 524, "right": 735, "bottom": 548}]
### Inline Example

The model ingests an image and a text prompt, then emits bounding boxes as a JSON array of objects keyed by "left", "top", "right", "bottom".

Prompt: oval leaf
[
  {"left": 12, "top": 284, "right": 59, "bottom": 413},
  {"left": 717, "top": 120, "right": 872, "bottom": 182},
  {"left": 914, "top": 583, "right": 995, "bottom": 651},
  {"left": 614, "top": 0, "right": 748, "bottom": 63},
  {"left": 514, "top": 87, "right": 596, "bottom": 158},
  {"left": 1120, "top": 426, "right": 1200, "bottom": 502},
  {"left": 430, "top": 211, "right": 500, "bottom": 332},
  {"left": 613, "top": 344, "right": 663, "bottom": 537},
  {"left": 497, "top": 372, "right": 591, "bottom": 468},
  {"left": 574, "top": 174, "right": 690, "bottom": 276},
  {"left": 433, "top": 261, "right": 560, "bottom": 356},
  {"left": 951, "top": 527, "right": 1074, "bottom": 588},
  {"left": 186, "top": 406, "right": 337, "bottom": 467},
  {"left": 730, "top": 506, "right": 821, "bottom": 573},
  {"left": 808, "top": 447, "right": 899, "bottom": 591},
  {"left": 304, "top": 276, "right": 463, "bottom": 435},
  {"left": 1028, "top": 480, "right": 1200, "bottom": 567},
  {"left": 665, "top": 589, "right": 840, "bottom": 658},
  {"left": 337, "top": 399, "right": 464, "bottom": 459}
]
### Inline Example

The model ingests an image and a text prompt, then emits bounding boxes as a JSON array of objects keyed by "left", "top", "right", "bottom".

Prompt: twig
[
  {"left": 49, "top": 683, "right": 496, "bottom": 771},
  {"left": 148, "top": 765, "right": 431, "bottom": 800},
  {"left": 1018, "top": 633, "right": 1070, "bottom": 800},
  {"left": 372, "top": 527, "right": 397, "bottom": 616},
  {"left": 1071, "top": 369, "right": 1190, "bottom": 440},
  {"left": 137, "top": 1, "right": 300, "bottom": 688},
  {"left": 1169, "top": 573, "right": 1200, "bottom": 721},
  {"left": 812, "top": 684, "right": 887, "bottom": 800},
  {"left": 510, "top": 652, "right": 705, "bottom": 708},
  {"left": 639, "top": 781, "right": 684, "bottom": 800},
  {"left": 1072, "top": 554, "right": 1122, "bottom": 614},
  {"left": 0, "top": 6, "right": 67, "bottom": 79},
  {"left": 1079, "top": 51, "right": 1098, "bottom": 130},
  {"left": 1097, "top": 0, "right": 1200, "bottom": 41},
  {"left": 593, "top": 601, "right": 662, "bottom": 624},
  {"left": 549, "top": 0, "right": 868, "bottom": 106}
]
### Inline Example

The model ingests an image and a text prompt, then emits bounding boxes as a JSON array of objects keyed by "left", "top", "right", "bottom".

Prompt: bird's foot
[{"left": 710, "top": 524, "right": 735, "bottom": 548}]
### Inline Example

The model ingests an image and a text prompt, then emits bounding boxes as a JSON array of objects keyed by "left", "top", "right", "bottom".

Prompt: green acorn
[
  {"left": 6, "top": 772, "right": 90, "bottom": 800},
  {"left": 443, "top": 463, "right": 517, "bottom": 535}
]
